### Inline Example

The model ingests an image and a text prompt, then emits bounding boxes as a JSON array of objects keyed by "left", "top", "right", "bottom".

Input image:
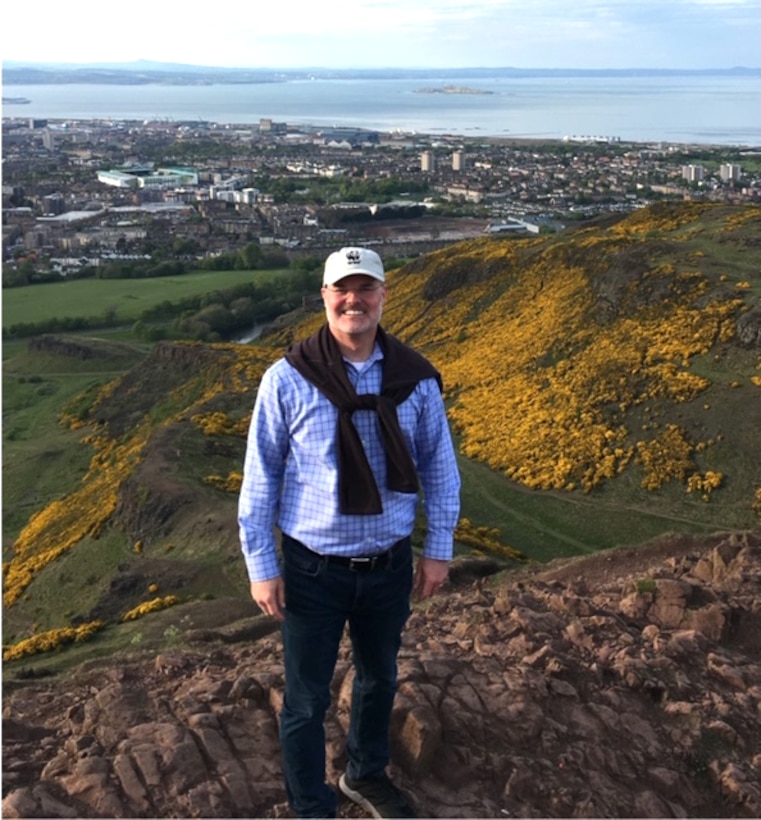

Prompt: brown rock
[{"left": 3, "top": 530, "right": 761, "bottom": 818}]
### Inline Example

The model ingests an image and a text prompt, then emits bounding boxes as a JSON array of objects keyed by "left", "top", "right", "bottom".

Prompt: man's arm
[
  {"left": 238, "top": 365, "right": 289, "bottom": 591},
  {"left": 414, "top": 379, "right": 461, "bottom": 595}
]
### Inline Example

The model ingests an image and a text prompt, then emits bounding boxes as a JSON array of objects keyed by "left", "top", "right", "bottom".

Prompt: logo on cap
[{"left": 346, "top": 249, "right": 361, "bottom": 265}]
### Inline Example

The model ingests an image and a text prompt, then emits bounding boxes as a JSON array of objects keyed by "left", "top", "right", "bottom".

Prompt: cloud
[{"left": 2, "top": 0, "right": 760, "bottom": 68}]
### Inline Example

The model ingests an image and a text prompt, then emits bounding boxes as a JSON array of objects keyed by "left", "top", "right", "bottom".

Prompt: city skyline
[{"left": 3, "top": 0, "right": 761, "bottom": 71}]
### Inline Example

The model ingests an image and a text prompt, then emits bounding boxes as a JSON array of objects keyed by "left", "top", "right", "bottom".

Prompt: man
[{"left": 238, "top": 246, "right": 461, "bottom": 818}]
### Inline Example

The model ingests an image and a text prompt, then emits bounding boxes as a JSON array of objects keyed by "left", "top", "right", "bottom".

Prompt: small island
[{"left": 415, "top": 85, "right": 494, "bottom": 95}]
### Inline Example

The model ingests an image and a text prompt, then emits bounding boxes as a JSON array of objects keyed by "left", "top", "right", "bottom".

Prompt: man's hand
[
  {"left": 413, "top": 556, "right": 449, "bottom": 601},
  {"left": 250, "top": 577, "right": 286, "bottom": 622}
]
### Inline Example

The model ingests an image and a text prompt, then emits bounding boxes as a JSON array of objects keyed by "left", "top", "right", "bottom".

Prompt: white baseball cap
[{"left": 323, "top": 247, "right": 385, "bottom": 286}]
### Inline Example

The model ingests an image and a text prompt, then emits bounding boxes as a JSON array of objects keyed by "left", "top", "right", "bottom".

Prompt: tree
[{"left": 238, "top": 242, "right": 263, "bottom": 269}]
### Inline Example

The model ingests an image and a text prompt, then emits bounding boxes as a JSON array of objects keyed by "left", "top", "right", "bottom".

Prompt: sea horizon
[{"left": 3, "top": 71, "right": 761, "bottom": 147}]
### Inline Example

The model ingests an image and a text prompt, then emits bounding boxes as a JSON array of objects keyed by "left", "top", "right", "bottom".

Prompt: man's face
[{"left": 322, "top": 274, "right": 387, "bottom": 340}]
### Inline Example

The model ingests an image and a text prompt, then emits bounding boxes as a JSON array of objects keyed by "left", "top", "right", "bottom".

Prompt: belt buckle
[{"left": 349, "top": 555, "right": 377, "bottom": 572}]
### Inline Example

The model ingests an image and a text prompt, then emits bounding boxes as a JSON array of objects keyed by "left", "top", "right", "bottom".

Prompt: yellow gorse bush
[
  {"left": 635, "top": 425, "right": 694, "bottom": 490},
  {"left": 384, "top": 204, "right": 754, "bottom": 504},
  {"left": 686, "top": 471, "right": 724, "bottom": 502},
  {"left": 191, "top": 410, "right": 251, "bottom": 437},
  {"left": 121, "top": 595, "right": 180, "bottom": 622},
  {"left": 439, "top": 276, "right": 730, "bottom": 492},
  {"left": 752, "top": 357, "right": 761, "bottom": 388},
  {"left": 203, "top": 472, "right": 243, "bottom": 493},
  {"left": 3, "top": 620, "right": 104, "bottom": 662},
  {"left": 454, "top": 518, "right": 526, "bottom": 562}
]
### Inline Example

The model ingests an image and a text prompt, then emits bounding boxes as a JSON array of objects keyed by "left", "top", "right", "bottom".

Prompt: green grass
[
  {"left": 2, "top": 595, "right": 268, "bottom": 682},
  {"left": 2, "top": 268, "right": 286, "bottom": 329},
  {"left": 2, "top": 372, "right": 103, "bottom": 551},
  {"left": 456, "top": 453, "right": 710, "bottom": 564},
  {"left": 2, "top": 337, "right": 148, "bottom": 555},
  {"left": 2, "top": 530, "right": 135, "bottom": 640}
]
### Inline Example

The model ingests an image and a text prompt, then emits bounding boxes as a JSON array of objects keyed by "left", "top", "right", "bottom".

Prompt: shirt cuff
[{"left": 423, "top": 534, "right": 454, "bottom": 562}]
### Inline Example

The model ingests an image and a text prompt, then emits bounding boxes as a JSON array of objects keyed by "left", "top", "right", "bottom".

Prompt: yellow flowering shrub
[
  {"left": 721, "top": 209, "right": 761, "bottom": 231},
  {"left": 121, "top": 595, "right": 180, "bottom": 622},
  {"left": 454, "top": 518, "right": 526, "bottom": 562},
  {"left": 3, "top": 620, "right": 104, "bottom": 662},
  {"left": 751, "top": 355, "right": 761, "bottom": 383},
  {"left": 191, "top": 411, "right": 250, "bottom": 437},
  {"left": 686, "top": 471, "right": 724, "bottom": 502},
  {"left": 384, "top": 205, "right": 753, "bottom": 496},
  {"left": 203, "top": 472, "right": 243, "bottom": 493},
  {"left": 635, "top": 425, "right": 694, "bottom": 490}
]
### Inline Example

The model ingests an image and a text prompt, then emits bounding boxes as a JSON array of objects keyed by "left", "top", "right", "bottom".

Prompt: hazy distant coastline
[
  {"left": 3, "top": 71, "right": 759, "bottom": 146},
  {"left": 3, "top": 61, "right": 761, "bottom": 86}
]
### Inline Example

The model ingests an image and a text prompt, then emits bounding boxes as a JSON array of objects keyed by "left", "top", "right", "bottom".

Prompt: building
[
  {"left": 682, "top": 164, "right": 705, "bottom": 183},
  {"left": 259, "top": 118, "right": 287, "bottom": 135},
  {"left": 97, "top": 165, "right": 199, "bottom": 190},
  {"left": 452, "top": 150, "right": 466, "bottom": 171},
  {"left": 320, "top": 127, "right": 379, "bottom": 146},
  {"left": 720, "top": 163, "right": 742, "bottom": 182},
  {"left": 97, "top": 170, "right": 140, "bottom": 189},
  {"left": 41, "top": 193, "right": 65, "bottom": 216},
  {"left": 421, "top": 151, "right": 435, "bottom": 173}
]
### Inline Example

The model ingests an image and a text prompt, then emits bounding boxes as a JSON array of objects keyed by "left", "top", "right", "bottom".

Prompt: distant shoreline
[
  {"left": 3, "top": 63, "right": 761, "bottom": 87},
  {"left": 2, "top": 73, "right": 757, "bottom": 147}
]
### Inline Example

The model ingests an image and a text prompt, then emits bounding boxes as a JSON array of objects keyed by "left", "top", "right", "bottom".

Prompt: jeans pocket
[
  {"left": 388, "top": 537, "right": 412, "bottom": 575},
  {"left": 282, "top": 535, "right": 324, "bottom": 578}
]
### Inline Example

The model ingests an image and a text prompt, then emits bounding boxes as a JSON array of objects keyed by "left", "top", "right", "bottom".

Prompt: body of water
[{"left": 3, "top": 74, "right": 761, "bottom": 146}]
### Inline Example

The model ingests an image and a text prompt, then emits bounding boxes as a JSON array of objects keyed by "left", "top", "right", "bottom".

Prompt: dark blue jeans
[{"left": 279, "top": 535, "right": 413, "bottom": 818}]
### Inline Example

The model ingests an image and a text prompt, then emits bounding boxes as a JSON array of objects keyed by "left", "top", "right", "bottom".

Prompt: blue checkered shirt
[{"left": 238, "top": 342, "right": 461, "bottom": 582}]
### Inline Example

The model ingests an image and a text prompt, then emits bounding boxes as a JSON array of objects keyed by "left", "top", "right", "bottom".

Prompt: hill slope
[
  {"left": 384, "top": 202, "right": 761, "bottom": 518},
  {"left": 2, "top": 202, "right": 760, "bottom": 672}
]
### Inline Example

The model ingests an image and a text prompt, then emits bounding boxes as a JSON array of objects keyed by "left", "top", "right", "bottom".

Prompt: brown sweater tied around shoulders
[{"left": 285, "top": 323, "right": 442, "bottom": 514}]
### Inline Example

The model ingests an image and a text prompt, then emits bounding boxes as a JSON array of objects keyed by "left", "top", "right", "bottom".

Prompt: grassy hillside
[
  {"left": 3, "top": 202, "right": 760, "bottom": 677},
  {"left": 2, "top": 268, "right": 281, "bottom": 328},
  {"left": 385, "top": 202, "right": 761, "bottom": 528}
]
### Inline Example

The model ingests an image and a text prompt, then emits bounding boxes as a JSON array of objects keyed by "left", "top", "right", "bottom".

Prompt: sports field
[{"left": 2, "top": 269, "right": 283, "bottom": 328}]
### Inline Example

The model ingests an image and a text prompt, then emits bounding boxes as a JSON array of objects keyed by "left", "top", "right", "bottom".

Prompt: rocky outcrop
[
  {"left": 27, "top": 335, "right": 140, "bottom": 363},
  {"left": 3, "top": 530, "right": 760, "bottom": 818},
  {"left": 735, "top": 301, "right": 761, "bottom": 348}
]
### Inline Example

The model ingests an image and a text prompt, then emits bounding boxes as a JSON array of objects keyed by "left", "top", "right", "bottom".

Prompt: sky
[{"left": 3, "top": 0, "right": 761, "bottom": 70}]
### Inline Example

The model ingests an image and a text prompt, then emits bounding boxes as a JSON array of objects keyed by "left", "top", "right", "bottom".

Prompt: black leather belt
[{"left": 288, "top": 536, "right": 409, "bottom": 572}]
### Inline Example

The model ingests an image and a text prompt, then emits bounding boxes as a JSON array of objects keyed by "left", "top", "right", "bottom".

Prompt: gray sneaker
[{"left": 338, "top": 772, "right": 416, "bottom": 819}]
